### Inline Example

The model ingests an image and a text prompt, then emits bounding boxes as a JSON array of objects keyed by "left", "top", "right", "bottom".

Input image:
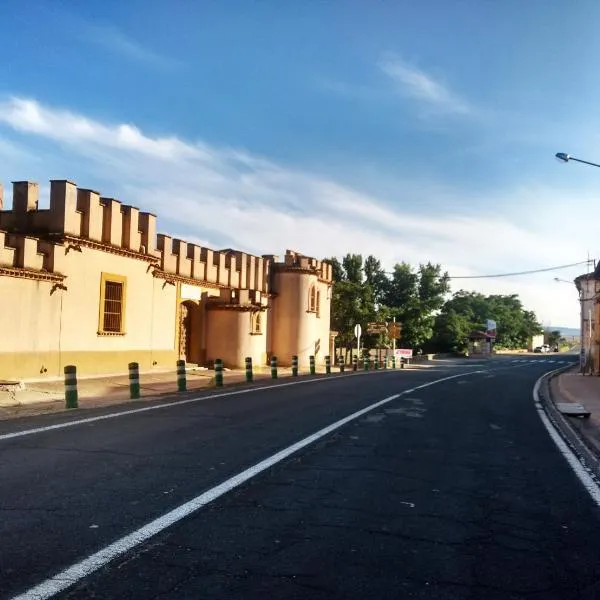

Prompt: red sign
[{"left": 394, "top": 349, "right": 413, "bottom": 359}]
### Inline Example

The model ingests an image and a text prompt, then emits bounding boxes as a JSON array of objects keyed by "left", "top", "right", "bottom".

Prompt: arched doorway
[{"left": 179, "top": 301, "right": 198, "bottom": 364}]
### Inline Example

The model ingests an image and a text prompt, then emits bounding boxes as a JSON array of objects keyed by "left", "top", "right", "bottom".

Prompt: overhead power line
[{"left": 447, "top": 260, "right": 593, "bottom": 280}]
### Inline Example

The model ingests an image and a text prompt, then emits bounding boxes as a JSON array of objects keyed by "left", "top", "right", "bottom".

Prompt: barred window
[
  {"left": 99, "top": 274, "right": 126, "bottom": 334},
  {"left": 251, "top": 312, "right": 262, "bottom": 334},
  {"left": 309, "top": 285, "right": 317, "bottom": 312}
]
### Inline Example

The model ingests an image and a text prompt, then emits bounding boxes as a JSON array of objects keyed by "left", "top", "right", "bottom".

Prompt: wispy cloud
[
  {"left": 378, "top": 54, "right": 472, "bottom": 116},
  {"left": 81, "top": 23, "right": 181, "bottom": 70},
  {"left": 0, "top": 96, "right": 592, "bottom": 326}
]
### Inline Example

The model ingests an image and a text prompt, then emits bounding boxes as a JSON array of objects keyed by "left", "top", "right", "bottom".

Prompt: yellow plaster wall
[{"left": 205, "top": 309, "right": 267, "bottom": 368}]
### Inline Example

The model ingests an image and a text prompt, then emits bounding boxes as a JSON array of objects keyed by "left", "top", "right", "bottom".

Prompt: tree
[
  {"left": 431, "top": 290, "right": 543, "bottom": 352},
  {"left": 384, "top": 262, "right": 450, "bottom": 349},
  {"left": 547, "top": 330, "right": 562, "bottom": 348},
  {"left": 364, "top": 255, "right": 389, "bottom": 306}
]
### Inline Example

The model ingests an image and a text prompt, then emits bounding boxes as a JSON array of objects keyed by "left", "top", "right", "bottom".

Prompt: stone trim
[
  {"left": 0, "top": 265, "right": 65, "bottom": 283},
  {"left": 152, "top": 270, "right": 227, "bottom": 290},
  {"left": 61, "top": 235, "right": 160, "bottom": 263}
]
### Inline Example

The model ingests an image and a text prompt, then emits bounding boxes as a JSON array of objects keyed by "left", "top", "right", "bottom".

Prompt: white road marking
[
  {"left": 0, "top": 369, "right": 425, "bottom": 443},
  {"left": 533, "top": 371, "right": 600, "bottom": 506},
  {"left": 9, "top": 369, "right": 483, "bottom": 600}
]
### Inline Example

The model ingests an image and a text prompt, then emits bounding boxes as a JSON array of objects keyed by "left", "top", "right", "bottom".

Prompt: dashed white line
[{"left": 9, "top": 369, "right": 483, "bottom": 600}]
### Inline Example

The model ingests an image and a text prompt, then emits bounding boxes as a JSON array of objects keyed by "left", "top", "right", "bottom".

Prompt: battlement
[
  {"left": 273, "top": 250, "right": 332, "bottom": 282},
  {"left": 0, "top": 180, "right": 329, "bottom": 290},
  {"left": 0, "top": 230, "right": 66, "bottom": 274}
]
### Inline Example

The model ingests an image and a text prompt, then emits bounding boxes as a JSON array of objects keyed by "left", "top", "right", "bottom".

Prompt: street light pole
[{"left": 555, "top": 152, "right": 600, "bottom": 168}]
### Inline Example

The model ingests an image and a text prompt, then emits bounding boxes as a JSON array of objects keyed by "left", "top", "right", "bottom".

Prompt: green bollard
[
  {"left": 392, "top": 356, "right": 396, "bottom": 369},
  {"left": 363, "top": 355, "right": 369, "bottom": 371},
  {"left": 339, "top": 355, "right": 345, "bottom": 373},
  {"left": 292, "top": 355, "right": 298, "bottom": 377},
  {"left": 176, "top": 359, "right": 187, "bottom": 392},
  {"left": 245, "top": 357, "right": 253, "bottom": 382},
  {"left": 64, "top": 365, "right": 78, "bottom": 409},
  {"left": 353, "top": 356, "right": 358, "bottom": 372},
  {"left": 375, "top": 358, "right": 379, "bottom": 370},
  {"left": 271, "top": 356, "right": 278, "bottom": 379},
  {"left": 309, "top": 355, "right": 316, "bottom": 375},
  {"left": 325, "top": 355, "right": 331, "bottom": 374},
  {"left": 128, "top": 362, "right": 140, "bottom": 399},
  {"left": 215, "top": 359, "right": 224, "bottom": 387}
]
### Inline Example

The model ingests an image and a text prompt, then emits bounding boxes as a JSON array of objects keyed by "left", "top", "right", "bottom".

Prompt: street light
[{"left": 555, "top": 152, "right": 600, "bottom": 168}]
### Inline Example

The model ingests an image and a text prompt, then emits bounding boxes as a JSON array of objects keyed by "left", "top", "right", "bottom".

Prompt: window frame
[
  {"left": 98, "top": 272, "right": 127, "bottom": 335},
  {"left": 250, "top": 311, "right": 263, "bottom": 335}
]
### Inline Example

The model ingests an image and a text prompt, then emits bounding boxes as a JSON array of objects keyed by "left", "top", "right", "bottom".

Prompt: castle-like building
[{"left": 0, "top": 180, "right": 334, "bottom": 381}]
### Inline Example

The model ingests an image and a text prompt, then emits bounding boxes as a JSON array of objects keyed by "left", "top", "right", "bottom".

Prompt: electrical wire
[{"left": 381, "top": 260, "right": 593, "bottom": 280}]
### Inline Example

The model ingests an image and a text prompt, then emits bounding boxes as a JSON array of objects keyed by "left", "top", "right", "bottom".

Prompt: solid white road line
[
  {"left": 9, "top": 370, "right": 483, "bottom": 600},
  {"left": 0, "top": 368, "right": 425, "bottom": 443},
  {"left": 533, "top": 371, "right": 600, "bottom": 506}
]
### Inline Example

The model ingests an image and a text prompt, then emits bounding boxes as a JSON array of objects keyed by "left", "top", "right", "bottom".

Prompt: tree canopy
[{"left": 328, "top": 254, "right": 543, "bottom": 354}]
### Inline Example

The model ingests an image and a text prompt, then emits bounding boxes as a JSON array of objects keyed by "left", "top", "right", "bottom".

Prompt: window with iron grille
[{"left": 99, "top": 273, "right": 127, "bottom": 334}]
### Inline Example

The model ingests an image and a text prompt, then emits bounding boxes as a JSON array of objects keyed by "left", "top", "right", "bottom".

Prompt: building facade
[
  {"left": 575, "top": 270, "right": 600, "bottom": 374},
  {"left": 0, "top": 180, "right": 333, "bottom": 381}
]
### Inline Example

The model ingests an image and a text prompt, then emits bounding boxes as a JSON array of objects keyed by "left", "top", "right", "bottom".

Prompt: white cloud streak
[
  {"left": 0, "top": 97, "right": 592, "bottom": 327},
  {"left": 379, "top": 54, "right": 471, "bottom": 116},
  {"left": 82, "top": 24, "right": 181, "bottom": 69}
]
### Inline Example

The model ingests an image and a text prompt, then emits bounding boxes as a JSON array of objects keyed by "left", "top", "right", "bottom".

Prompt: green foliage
[
  {"left": 328, "top": 253, "right": 542, "bottom": 355},
  {"left": 329, "top": 255, "right": 450, "bottom": 351},
  {"left": 431, "top": 291, "right": 543, "bottom": 352},
  {"left": 547, "top": 330, "right": 563, "bottom": 347}
]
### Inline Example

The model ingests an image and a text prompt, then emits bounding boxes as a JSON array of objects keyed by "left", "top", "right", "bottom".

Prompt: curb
[
  {"left": 537, "top": 366, "right": 600, "bottom": 481},
  {"left": 0, "top": 365, "right": 427, "bottom": 421}
]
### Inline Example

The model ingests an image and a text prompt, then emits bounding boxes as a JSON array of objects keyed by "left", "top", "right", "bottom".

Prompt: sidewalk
[
  {"left": 550, "top": 368, "right": 600, "bottom": 456},
  {"left": 0, "top": 362, "right": 429, "bottom": 421}
]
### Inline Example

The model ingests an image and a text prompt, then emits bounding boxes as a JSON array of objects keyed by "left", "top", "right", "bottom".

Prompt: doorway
[{"left": 179, "top": 301, "right": 198, "bottom": 364}]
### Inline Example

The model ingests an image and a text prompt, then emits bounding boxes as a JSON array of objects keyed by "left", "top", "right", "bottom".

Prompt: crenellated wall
[
  {"left": 0, "top": 180, "right": 271, "bottom": 293},
  {"left": 0, "top": 179, "right": 333, "bottom": 378}
]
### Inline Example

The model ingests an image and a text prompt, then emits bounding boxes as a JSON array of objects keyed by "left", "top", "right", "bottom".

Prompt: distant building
[
  {"left": 574, "top": 268, "right": 600, "bottom": 374},
  {"left": 0, "top": 180, "right": 334, "bottom": 381}
]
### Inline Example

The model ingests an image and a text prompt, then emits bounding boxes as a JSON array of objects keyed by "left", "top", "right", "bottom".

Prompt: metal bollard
[
  {"left": 271, "top": 356, "right": 278, "bottom": 379},
  {"left": 176, "top": 359, "right": 187, "bottom": 392},
  {"left": 353, "top": 356, "right": 358, "bottom": 372},
  {"left": 309, "top": 355, "right": 316, "bottom": 375},
  {"left": 64, "top": 365, "right": 78, "bottom": 409},
  {"left": 292, "top": 355, "right": 298, "bottom": 377},
  {"left": 375, "top": 358, "right": 379, "bottom": 370},
  {"left": 339, "top": 355, "right": 345, "bottom": 373},
  {"left": 363, "top": 355, "right": 369, "bottom": 371},
  {"left": 384, "top": 357, "right": 388, "bottom": 369},
  {"left": 401, "top": 357, "right": 405, "bottom": 369},
  {"left": 325, "top": 355, "right": 331, "bottom": 374},
  {"left": 128, "top": 362, "right": 140, "bottom": 399},
  {"left": 392, "top": 356, "right": 396, "bottom": 369},
  {"left": 215, "top": 359, "right": 224, "bottom": 387},
  {"left": 245, "top": 357, "right": 253, "bottom": 382}
]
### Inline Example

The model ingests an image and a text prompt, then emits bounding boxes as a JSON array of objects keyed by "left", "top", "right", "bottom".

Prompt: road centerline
[{"left": 8, "top": 369, "right": 483, "bottom": 600}]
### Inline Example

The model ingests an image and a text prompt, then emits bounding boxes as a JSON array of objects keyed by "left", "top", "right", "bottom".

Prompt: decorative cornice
[
  {"left": 152, "top": 270, "right": 227, "bottom": 290},
  {"left": 62, "top": 235, "right": 159, "bottom": 263},
  {"left": 0, "top": 265, "right": 65, "bottom": 283},
  {"left": 206, "top": 302, "right": 266, "bottom": 312}
]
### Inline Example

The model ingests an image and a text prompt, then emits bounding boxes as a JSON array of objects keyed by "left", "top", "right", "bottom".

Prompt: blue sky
[{"left": 2, "top": 0, "right": 600, "bottom": 327}]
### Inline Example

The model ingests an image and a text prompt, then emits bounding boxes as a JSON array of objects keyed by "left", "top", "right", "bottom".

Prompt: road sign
[
  {"left": 354, "top": 324, "right": 362, "bottom": 338},
  {"left": 394, "top": 349, "right": 413, "bottom": 359},
  {"left": 367, "top": 322, "right": 387, "bottom": 334},
  {"left": 388, "top": 322, "right": 402, "bottom": 338}
]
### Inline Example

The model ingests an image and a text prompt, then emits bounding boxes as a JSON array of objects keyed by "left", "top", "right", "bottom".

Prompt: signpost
[{"left": 354, "top": 323, "right": 362, "bottom": 361}]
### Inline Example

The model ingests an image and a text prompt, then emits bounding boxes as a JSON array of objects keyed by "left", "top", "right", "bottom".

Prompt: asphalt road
[{"left": 2, "top": 355, "right": 598, "bottom": 599}]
